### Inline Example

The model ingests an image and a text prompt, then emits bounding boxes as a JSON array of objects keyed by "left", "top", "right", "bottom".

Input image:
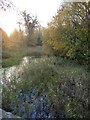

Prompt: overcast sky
[{"left": 0, "top": 0, "right": 63, "bottom": 35}]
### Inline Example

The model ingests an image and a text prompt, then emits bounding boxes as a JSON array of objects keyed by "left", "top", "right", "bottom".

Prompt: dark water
[{"left": 16, "top": 88, "right": 56, "bottom": 119}]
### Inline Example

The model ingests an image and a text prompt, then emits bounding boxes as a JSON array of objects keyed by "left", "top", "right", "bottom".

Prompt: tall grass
[
  {"left": 2, "top": 46, "right": 43, "bottom": 68},
  {"left": 2, "top": 56, "right": 89, "bottom": 118}
]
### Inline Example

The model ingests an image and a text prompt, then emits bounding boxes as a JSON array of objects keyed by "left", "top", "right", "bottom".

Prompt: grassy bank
[{"left": 2, "top": 46, "right": 43, "bottom": 68}]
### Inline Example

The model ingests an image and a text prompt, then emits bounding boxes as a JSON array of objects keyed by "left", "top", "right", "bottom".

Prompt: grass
[
  {"left": 2, "top": 46, "right": 43, "bottom": 68},
  {"left": 2, "top": 50, "right": 24, "bottom": 68},
  {"left": 2, "top": 56, "right": 89, "bottom": 118},
  {"left": 2, "top": 57, "right": 21, "bottom": 68}
]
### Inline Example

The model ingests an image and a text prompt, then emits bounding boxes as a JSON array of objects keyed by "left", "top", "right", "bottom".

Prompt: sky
[{"left": 0, "top": 0, "right": 63, "bottom": 36}]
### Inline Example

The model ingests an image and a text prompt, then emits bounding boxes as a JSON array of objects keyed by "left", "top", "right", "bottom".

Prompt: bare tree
[
  {"left": 0, "top": 0, "right": 14, "bottom": 10},
  {"left": 21, "top": 11, "right": 38, "bottom": 46}
]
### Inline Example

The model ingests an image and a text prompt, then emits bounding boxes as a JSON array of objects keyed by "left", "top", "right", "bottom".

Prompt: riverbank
[
  {"left": 2, "top": 56, "right": 89, "bottom": 118},
  {"left": 2, "top": 45, "right": 43, "bottom": 68}
]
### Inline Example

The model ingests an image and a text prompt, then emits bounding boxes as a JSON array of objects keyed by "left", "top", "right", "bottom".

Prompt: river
[{"left": 1, "top": 56, "right": 59, "bottom": 119}]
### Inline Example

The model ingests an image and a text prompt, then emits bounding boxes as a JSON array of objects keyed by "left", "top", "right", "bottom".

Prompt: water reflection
[
  {"left": 2, "top": 57, "right": 31, "bottom": 85},
  {"left": 17, "top": 88, "right": 55, "bottom": 119},
  {"left": 2, "top": 57, "right": 57, "bottom": 119}
]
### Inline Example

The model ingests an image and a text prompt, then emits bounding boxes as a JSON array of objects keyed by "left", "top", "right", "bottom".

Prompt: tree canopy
[{"left": 43, "top": 2, "right": 90, "bottom": 65}]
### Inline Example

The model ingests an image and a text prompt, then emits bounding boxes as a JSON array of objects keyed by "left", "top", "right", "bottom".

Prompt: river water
[{"left": 1, "top": 57, "right": 60, "bottom": 119}]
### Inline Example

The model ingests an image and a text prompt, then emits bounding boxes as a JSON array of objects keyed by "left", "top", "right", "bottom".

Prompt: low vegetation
[{"left": 2, "top": 56, "right": 89, "bottom": 118}]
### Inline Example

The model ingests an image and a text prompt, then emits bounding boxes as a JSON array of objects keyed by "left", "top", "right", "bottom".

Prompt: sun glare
[
  {"left": 0, "top": 0, "right": 62, "bottom": 36},
  {"left": 4, "top": 26, "right": 14, "bottom": 36},
  {"left": 0, "top": 11, "right": 19, "bottom": 36}
]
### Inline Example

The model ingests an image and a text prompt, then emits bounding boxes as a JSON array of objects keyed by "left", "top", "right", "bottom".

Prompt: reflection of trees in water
[
  {"left": 2, "top": 56, "right": 67, "bottom": 118},
  {"left": 15, "top": 88, "right": 56, "bottom": 118}
]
